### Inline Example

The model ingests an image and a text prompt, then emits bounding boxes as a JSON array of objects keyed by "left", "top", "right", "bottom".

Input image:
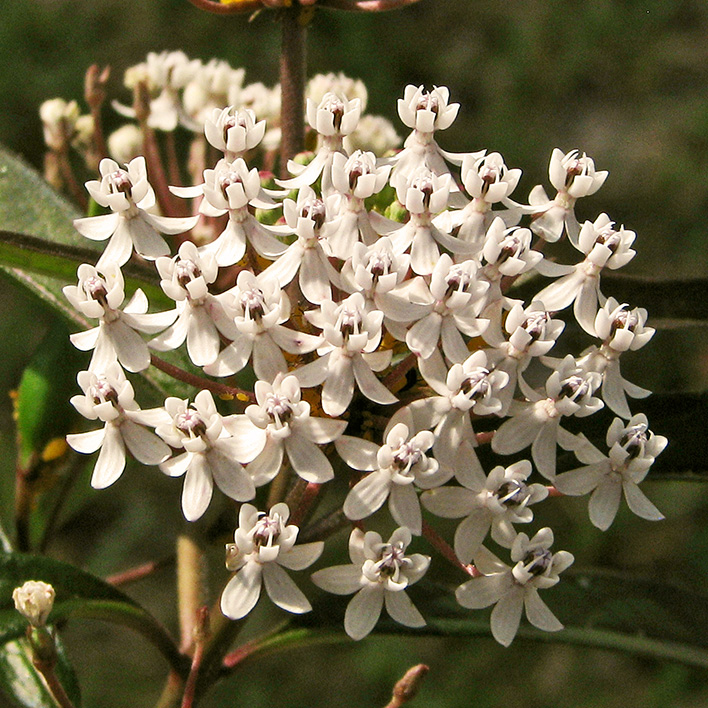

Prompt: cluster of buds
[{"left": 50, "top": 54, "right": 666, "bottom": 646}]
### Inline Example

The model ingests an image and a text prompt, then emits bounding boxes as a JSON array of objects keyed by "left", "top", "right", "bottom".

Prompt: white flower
[
  {"left": 422, "top": 460, "right": 548, "bottom": 563},
  {"left": 535, "top": 213, "right": 636, "bottom": 335},
  {"left": 404, "top": 254, "right": 489, "bottom": 362},
  {"left": 485, "top": 301, "right": 565, "bottom": 415},
  {"left": 182, "top": 61, "right": 245, "bottom": 128},
  {"left": 204, "top": 270, "right": 321, "bottom": 382},
  {"left": 278, "top": 92, "right": 362, "bottom": 195},
  {"left": 13, "top": 581, "right": 56, "bottom": 627},
  {"left": 225, "top": 373, "right": 347, "bottom": 486},
  {"left": 575, "top": 298, "right": 654, "bottom": 418},
  {"left": 261, "top": 186, "right": 340, "bottom": 305},
  {"left": 307, "top": 72, "right": 368, "bottom": 112},
  {"left": 63, "top": 262, "right": 176, "bottom": 373},
  {"left": 203, "top": 106, "right": 266, "bottom": 162},
  {"left": 66, "top": 364, "right": 171, "bottom": 489},
  {"left": 337, "top": 419, "right": 446, "bottom": 535},
  {"left": 149, "top": 241, "right": 237, "bottom": 367},
  {"left": 492, "top": 355, "right": 603, "bottom": 479},
  {"left": 293, "top": 292, "right": 397, "bottom": 417},
  {"left": 74, "top": 157, "right": 198, "bottom": 270},
  {"left": 311, "top": 527, "right": 430, "bottom": 640},
  {"left": 456, "top": 528, "right": 574, "bottom": 647},
  {"left": 405, "top": 349, "right": 508, "bottom": 481},
  {"left": 447, "top": 152, "right": 523, "bottom": 246},
  {"left": 391, "top": 85, "right": 472, "bottom": 206},
  {"left": 156, "top": 390, "right": 256, "bottom": 521},
  {"left": 327, "top": 150, "right": 392, "bottom": 258},
  {"left": 554, "top": 414, "right": 666, "bottom": 530},
  {"left": 529, "top": 149, "right": 608, "bottom": 243},
  {"left": 220, "top": 503, "right": 323, "bottom": 620},
  {"left": 390, "top": 169, "right": 474, "bottom": 275}
]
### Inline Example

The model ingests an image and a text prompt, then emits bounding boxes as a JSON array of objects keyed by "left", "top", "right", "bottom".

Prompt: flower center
[
  {"left": 459, "top": 369, "right": 490, "bottom": 400},
  {"left": 83, "top": 275, "right": 109, "bottom": 308},
  {"left": 90, "top": 378, "right": 119, "bottom": 407},
  {"left": 375, "top": 543, "right": 407, "bottom": 579},
  {"left": 239, "top": 286, "right": 267, "bottom": 320},
  {"left": 175, "top": 408, "right": 206, "bottom": 437},
  {"left": 264, "top": 393, "right": 293, "bottom": 427},
  {"left": 301, "top": 198, "right": 327, "bottom": 230},
  {"left": 496, "top": 480, "right": 530, "bottom": 508},
  {"left": 107, "top": 169, "right": 133, "bottom": 196},
  {"left": 619, "top": 423, "right": 649, "bottom": 460},
  {"left": 523, "top": 311, "right": 550, "bottom": 342},
  {"left": 175, "top": 259, "right": 202, "bottom": 289},
  {"left": 522, "top": 548, "right": 553, "bottom": 577},
  {"left": 252, "top": 513, "right": 282, "bottom": 547}
]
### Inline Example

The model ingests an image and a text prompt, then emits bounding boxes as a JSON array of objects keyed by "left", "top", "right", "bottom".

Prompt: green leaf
[
  {"left": 14, "top": 320, "right": 83, "bottom": 470},
  {"left": 0, "top": 552, "right": 188, "bottom": 679},
  {"left": 0, "top": 637, "right": 81, "bottom": 708}
]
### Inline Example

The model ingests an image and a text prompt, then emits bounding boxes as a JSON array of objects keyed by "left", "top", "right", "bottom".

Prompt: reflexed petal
[
  {"left": 344, "top": 585, "right": 384, "bottom": 640},
  {"left": 454, "top": 512, "right": 491, "bottom": 564},
  {"left": 186, "top": 306, "right": 220, "bottom": 367},
  {"left": 262, "top": 563, "right": 311, "bottom": 614},
  {"left": 385, "top": 590, "right": 425, "bottom": 628},
  {"left": 221, "top": 417, "right": 267, "bottom": 463},
  {"left": 455, "top": 573, "right": 508, "bottom": 610},
  {"left": 181, "top": 454, "right": 214, "bottom": 522},
  {"left": 209, "top": 448, "right": 255, "bottom": 502},
  {"left": 121, "top": 420, "right": 170, "bottom": 465},
  {"left": 66, "top": 427, "right": 105, "bottom": 454},
  {"left": 284, "top": 434, "right": 334, "bottom": 484},
  {"left": 108, "top": 320, "right": 151, "bottom": 372},
  {"left": 160, "top": 451, "right": 191, "bottom": 478},
  {"left": 311, "top": 565, "right": 363, "bottom": 595},
  {"left": 524, "top": 588, "right": 563, "bottom": 632},
  {"left": 490, "top": 587, "right": 524, "bottom": 647},
  {"left": 335, "top": 436, "right": 380, "bottom": 471},
  {"left": 90, "top": 423, "right": 126, "bottom": 489},
  {"left": 343, "top": 471, "right": 391, "bottom": 520},
  {"left": 322, "top": 354, "right": 355, "bottom": 417},
  {"left": 278, "top": 542, "right": 324, "bottom": 571},
  {"left": 388, "top": 484, "right": 422, "bottom": 535},
  {"left": 623, "top": 481, "right": 663, "bottom": 522},
  {"left": 248, "top": 440, "right": 284, "bottom": 486},
  {"left": 421, "top": 487, "right": 477, "bottom": 518},
  {"left": 352, "top": 355, "right": 397, "bottom": 406},
  {"left": 588, "top": 479, "right": 622, "bottom": 531},
  {"left": 220, "top": 562, "right": 262, "bottom": 619},
  {"left": 297, "top": 416, "right": 347, "bottom": 445}
]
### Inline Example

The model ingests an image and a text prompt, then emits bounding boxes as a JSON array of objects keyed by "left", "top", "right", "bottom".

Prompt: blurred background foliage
[{"left": 1, "top": 0, "right": 708, "bottom": 706}]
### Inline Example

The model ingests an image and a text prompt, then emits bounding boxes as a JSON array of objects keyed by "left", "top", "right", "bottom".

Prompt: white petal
[
  {"left": 181, "top": 454, "right": 214, "bottom": 522},
  {"left": 352, "top": 355, "right": 397, "bottom": 406},
  {"left": 335, "top": 436, "right": 380, "bottom": 471},
  {"left": 454, "top": 512, "right": 492, "bottom": 565},
  {"left": 490, "top": 587, "right": 524, "bottom": 647},
  {"left": 388, "top": 484, "right": 422, "bottom": 535},
  {"left": 343, "top": 471, "right": 391, "bottom": 520},
  {"left": 220, "top": 562, "right": 262, "bottom": 619},
  {"left": 322, "top": 354, "right": 355, "bottom": 417},
  {"left": 344, "top": 585, "right": 384, "bottom": 640},
  {"left": 66, "top": 427, "right": 105, "bottom": 454},
  {"left": 284, "top": 435, "right": 334, "bottom": 484},
  {"left": 623, "top": 481, "right": 664, "bottom": 522},
  {"left": 90, "top": 423, "right": 126, "bottom": 489},
  {"left": 262, "top": 563, "right": 312, "bottom": 614},
  {"left": 311, "top": 565, "right": 363, "bottom": 595},
  {"left": 588, "top": 479, "right": 622, "bottom": 531},
  {"left": 120, "top": 420, "right": 170, "bottom": 465},
  {"left": 524, "top": 588, "right": 563, "bottom": 632},
  {"left": 209, "top": 448, "right": 256, "bottom": 502},
  {"left": 385, "top": 590, "right": 425, "bottom": 628},
  {"left": 278, "top": 542, "right": 324, "bottom": 571},
  {"left": 455, "top": 573, "right": 508, "bottom": 610}
]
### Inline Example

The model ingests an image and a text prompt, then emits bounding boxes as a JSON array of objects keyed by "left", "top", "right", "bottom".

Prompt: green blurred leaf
[
  {"left": 14, "top": 320, "right": 83, "bottom": 470},
  {"left": 0, "top": 636, "right": 81, "bottom": 708},
  {"left": 281, "top": 568, "right": 708, "bottom": 669},
  {"left": 0, "top": 552, "right": 188, "bottom": 679}
]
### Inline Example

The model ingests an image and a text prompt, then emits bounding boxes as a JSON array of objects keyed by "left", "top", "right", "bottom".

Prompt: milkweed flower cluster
[{"left": 53, "top": 52, "right": 665, "bottom": 646}]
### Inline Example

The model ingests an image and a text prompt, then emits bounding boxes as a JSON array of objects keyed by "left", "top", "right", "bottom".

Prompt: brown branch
[
  {"left": 421, "top": 520, "right": 479, "bottom": 578},
  {"left": 279, "top": 5, "right": 307, "bottom": 176},
  {"left": 149, "top": 355, "right": 255, "bottom": 402},
  {"left": 106, "top": 557, "right": 172, "bottom": 586},
  {"left": 384, "top": 664, "right": 429, "bottom": 708}
]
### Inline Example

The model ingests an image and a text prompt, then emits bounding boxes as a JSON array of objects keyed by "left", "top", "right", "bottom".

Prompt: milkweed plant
[{"left": 2, "top": 1, "right": 675, "bottom": 706}]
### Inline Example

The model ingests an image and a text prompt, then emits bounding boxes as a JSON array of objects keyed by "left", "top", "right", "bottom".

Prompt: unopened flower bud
[{"left": 13, "top": 580, "right": 55, "bottom": 627}]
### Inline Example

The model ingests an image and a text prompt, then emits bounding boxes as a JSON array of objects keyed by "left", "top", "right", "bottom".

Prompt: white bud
[{"left": 13, "top": 580, "right": 56, "bottom": 627}]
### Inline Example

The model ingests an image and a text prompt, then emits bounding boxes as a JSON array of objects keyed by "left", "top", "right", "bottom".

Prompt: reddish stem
[
  {"left": 421, "top": 520, "right": 479, "bottom": 578},
  {"left": 288, "top": 481, "right": 322, "bottom": 527},
  {"left": 181, "top": 607, "right": 210, "bottom": 708},
  {"left": 105, "top": 558, "right": 171, "bottom": 586},
  {"left": 150, "top": 355, "right": 255, "bottom": 402},
  {"left": 279, "top": 5, "right": 307, "bottom": 177}
]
